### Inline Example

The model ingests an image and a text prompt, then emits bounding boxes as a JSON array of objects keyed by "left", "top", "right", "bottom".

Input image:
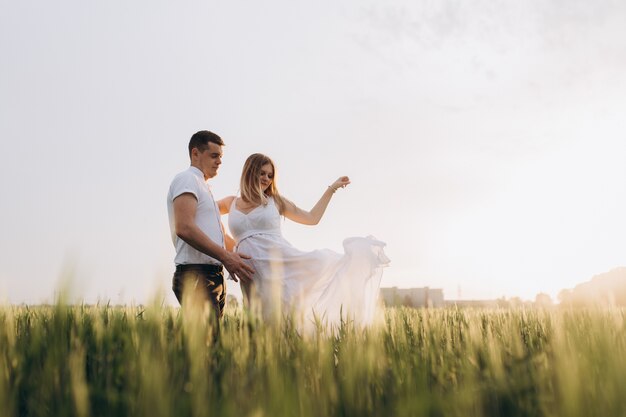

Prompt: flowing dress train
[{"left": 228, "top": 197, "right": 389, "bottom": 327}]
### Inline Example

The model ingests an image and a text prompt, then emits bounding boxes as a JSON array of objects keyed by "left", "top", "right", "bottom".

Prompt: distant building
[{"left": 380, "top": 287, "right": 445, "bottom": 308}]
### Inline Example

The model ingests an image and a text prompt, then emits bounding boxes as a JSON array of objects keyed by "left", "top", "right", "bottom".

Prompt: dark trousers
[{"left": 172, "top": 264, "right": 226, "bottom": 318}]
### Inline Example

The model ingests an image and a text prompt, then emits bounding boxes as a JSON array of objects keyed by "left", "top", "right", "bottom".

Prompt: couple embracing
[{"left": 167, "top": 130, "right": 389, "bottom": 327}]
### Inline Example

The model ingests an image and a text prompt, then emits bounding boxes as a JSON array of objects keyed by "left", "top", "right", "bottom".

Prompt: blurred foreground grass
[{"left": 1, "top": 303, "right": 625, "bottom": 417}]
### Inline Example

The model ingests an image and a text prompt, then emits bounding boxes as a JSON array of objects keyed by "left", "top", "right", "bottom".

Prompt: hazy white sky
[{"left": 1, "top": 0, "right": 625, "bottom": 304}]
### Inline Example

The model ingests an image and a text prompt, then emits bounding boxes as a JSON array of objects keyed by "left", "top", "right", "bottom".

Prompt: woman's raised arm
[{"left": 283, "top": 176, "right": 350, "bottom": 225}]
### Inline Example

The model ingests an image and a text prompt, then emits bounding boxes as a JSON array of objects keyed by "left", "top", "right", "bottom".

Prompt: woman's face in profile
[{"left": 259, "top": 163, "right": 274, "bottom": 191}]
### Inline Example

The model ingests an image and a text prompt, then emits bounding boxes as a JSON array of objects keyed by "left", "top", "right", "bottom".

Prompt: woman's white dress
[{"left": 228, "top": 197, "right": 389, "bottom": 327}]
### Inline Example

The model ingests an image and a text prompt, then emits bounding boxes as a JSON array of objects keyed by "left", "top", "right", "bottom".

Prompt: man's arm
[{"left": 173, "top": 193, "right": 254, "bottom": 282}]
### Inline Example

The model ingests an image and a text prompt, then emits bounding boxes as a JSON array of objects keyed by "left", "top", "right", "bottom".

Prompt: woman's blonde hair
[{"left": 240, "top": 153, "right": 286, "bottom": 214}]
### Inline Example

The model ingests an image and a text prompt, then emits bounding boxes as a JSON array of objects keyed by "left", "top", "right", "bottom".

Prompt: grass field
[{"left": 1, "top": 302, "right": 625, "bottom": 417}]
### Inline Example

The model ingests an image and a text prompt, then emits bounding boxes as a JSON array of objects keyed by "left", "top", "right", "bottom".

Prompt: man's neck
[{"left": 190, "top": 163, "right": 209, "bottom": 180}]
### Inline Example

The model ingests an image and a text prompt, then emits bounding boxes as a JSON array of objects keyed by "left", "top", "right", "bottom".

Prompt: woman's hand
[{"left": 329, "top": 176, "right": 351, "bottom": 192}]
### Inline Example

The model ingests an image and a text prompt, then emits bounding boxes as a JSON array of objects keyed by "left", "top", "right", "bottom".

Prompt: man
[{"left": 167, "top": 130, "right": 254, "bottom": 317}]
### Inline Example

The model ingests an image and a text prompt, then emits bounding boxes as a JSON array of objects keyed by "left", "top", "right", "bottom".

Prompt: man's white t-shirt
[{"left": 167, "top": 166, "right": 224, "bottom": 266}]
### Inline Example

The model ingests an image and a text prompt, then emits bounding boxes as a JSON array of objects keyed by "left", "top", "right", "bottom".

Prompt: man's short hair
[{"left": 188, "top": 130, "right": 225, "bottom": 158}]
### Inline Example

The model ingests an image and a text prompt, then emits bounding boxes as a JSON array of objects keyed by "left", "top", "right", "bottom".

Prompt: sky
[{"left": 1, "top": 0, "right": 625, "bottom": 305}]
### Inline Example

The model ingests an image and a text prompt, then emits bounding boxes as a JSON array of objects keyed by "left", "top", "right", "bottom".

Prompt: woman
[{"left": 218, "top": 153, "right": 389, "bottom": 327}]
